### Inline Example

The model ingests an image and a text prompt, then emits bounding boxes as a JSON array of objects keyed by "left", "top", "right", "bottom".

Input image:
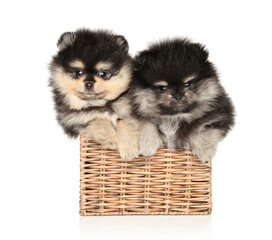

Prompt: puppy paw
[
  {"left": 189, "top": 129, "right": 222, "bottom": 163},
  {"left": 81, "top": 131, "right": 118, "bottom": 150},
  {"left": 118, "top": 143, "right": 139, "bottom": 161},
  {"left": 139, "top": 138, "right": 162, "bottom": 157},
  {"left": 191, "top": 144, "right": 217, "bottom": 163},
  {"left": 100, "top": 138, "right": 118, "bottom": 150},
  {"left": 117, "top": 118, "right": 140, "bottom": 161},
  {"left": 81, "top": 119, "right": 118, "bottom": 150},
  {"left": 139, "top": 121, "right": 162, "bottom": 157}
]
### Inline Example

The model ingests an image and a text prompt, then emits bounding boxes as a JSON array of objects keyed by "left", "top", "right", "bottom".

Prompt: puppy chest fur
[{"left": 156, "top": 117, "right": 181, "bottom": 149}]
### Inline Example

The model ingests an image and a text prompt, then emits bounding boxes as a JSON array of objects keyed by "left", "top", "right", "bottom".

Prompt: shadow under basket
[{"left": 80, "top": 136, "right": 212, "bottom": 216}]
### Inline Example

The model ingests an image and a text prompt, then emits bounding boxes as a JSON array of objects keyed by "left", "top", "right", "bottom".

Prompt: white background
[{"left": 0, "top": 0, "right": 271, "bottom": 239}]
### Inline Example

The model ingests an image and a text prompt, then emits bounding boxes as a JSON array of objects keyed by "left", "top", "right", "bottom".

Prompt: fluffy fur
[
  {"left": 49, "top": 29, "right": 139, "bottom": 160},
  {"left": 130, "top": 39, "right": 235, "bottom": 162}
]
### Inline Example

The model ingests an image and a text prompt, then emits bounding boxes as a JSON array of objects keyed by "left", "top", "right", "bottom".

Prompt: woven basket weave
[{"left": 80, "top": 136, "right": 212, "bottom": 216}]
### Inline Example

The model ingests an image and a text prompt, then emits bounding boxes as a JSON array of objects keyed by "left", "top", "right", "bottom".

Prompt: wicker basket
[{"left": 80, "top": 136, "right": 212, "bottom": 216}]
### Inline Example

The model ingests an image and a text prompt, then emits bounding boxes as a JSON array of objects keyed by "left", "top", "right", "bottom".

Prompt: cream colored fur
[
  {"left": 117, "top": 118, "right": 139, "bottom": 161},
  {"left": 96, "top": 64, "right": 132, "bottom": 101},
  {"left": 81, "top": 117, "right": 140, "bottom": 161},
  {"left": 81, "top": 119, "right": 118, "bottom": 150}
]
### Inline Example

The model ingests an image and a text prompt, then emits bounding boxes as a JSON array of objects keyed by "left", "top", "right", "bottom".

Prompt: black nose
[
  {"left": 85, "top": 82, "right": 93, "bottom": 89},
  {"left": 173, "top": 95, "right": 182, "bottom": 101}
]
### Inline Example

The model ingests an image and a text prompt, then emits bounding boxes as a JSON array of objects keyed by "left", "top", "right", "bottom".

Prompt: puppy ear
[
  {"left": 191, "top": 43, "right": 209, "bottom": 61},
  {"left": 57, "top": 32, "right": 76, "bottom": 51},
  {"left": 115, "top": 35, "right": 129, "bottom": 52}
]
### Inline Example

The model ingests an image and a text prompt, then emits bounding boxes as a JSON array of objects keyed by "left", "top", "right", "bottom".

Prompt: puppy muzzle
[
  {"left": 85, "top": 82, "right": 93, "bottom": 89},
  {"left": 173, "top": 94, "right": 183, "bottom": 101}
]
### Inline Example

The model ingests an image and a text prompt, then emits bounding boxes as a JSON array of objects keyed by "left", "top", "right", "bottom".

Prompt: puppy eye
[
  {"left": 158, "top": 86, "right": 168, "bottom": 92},
  {"left": 75, "top": 70, "right": 84, "bottom": 78},
  {"left": 97, "top": 70, "right": 111, "bottom": 80},
  {"left": 184, "top": 82, "right": 191, "bottom": 87}
]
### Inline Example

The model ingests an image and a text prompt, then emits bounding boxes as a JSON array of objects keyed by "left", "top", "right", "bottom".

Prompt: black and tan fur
[
  {"left": 49, "top": 29, "right": 139, "bottom": 160},
  {"left": 130, "top": 39, "right": 235, "bottom": 162}
]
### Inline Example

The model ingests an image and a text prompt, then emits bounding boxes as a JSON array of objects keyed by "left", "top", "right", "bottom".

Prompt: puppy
[
  {"left": 130, "top": 39, "right": 235, "bottom": 162},
  {"left": 49, "top": 29, "right": 139, "bottom": 160}
]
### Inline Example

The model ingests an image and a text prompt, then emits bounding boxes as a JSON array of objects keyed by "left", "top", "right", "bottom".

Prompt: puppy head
[
  {"left": 132, "top": 39, "right": 221, "bottom": 116},
  {"left": 50, "top": 29, "right": 131, "bottom": 109}
]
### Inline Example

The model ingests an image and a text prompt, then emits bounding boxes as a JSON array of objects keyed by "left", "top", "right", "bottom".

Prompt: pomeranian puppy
[
  {"left": 130, "top": 39, "right": 235, "bottom": 162},
  {"left": 49, "top": 29, "right": 139, "bottom": 160}
]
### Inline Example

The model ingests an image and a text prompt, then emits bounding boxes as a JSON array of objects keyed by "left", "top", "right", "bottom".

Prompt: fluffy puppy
[
  {"left": 49, "top": 29, "right": 139, "bottom": 160},
  {"left": 130, "top": 39, "right": 235, "bottom": 162}
]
